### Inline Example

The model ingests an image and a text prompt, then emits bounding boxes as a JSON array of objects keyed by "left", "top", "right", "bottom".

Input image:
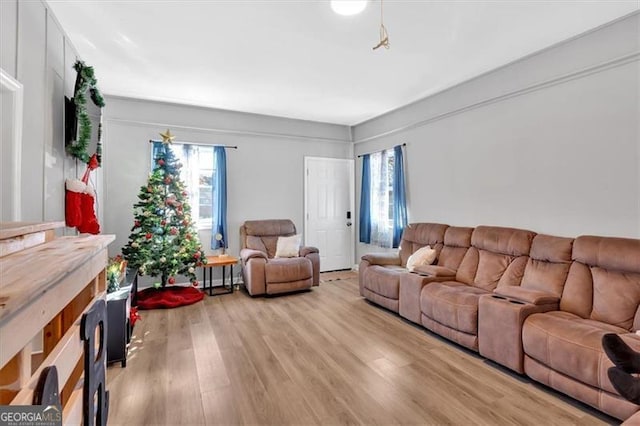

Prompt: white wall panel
[{"left": 17, "top": 0, "right": 46, "bottom": 221}]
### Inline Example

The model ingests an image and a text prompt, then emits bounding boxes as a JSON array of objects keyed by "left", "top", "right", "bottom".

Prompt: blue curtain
[
  {"left": 392, "top": 145, "right": 408, "bottom": 248},
  {"left": 211, "top": 146, "right": 227, "bottom": 250},
  {"left": 151, "top": 141, "right": 165, "bottom": 165},
  {"left": 359, "top": 154, "right": 371, "bottom": 244}
]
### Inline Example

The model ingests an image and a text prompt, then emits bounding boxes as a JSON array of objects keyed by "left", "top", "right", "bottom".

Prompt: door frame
[{"left": 303, "top": 156, "right": 355, "bottom": 271}]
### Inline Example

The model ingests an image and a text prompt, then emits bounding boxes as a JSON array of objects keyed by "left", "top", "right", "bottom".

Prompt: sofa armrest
[
  {"left": 412, "top": 265, "right": 456, "bottom": 278},
  {"left": 301, "top": 248, "right": 320, "bottom": 286},
  {"left": 240, "top": 248, "right": 268, "bottom": 263},
  {"left": 300, "top": 246, "right": 319, "bottom": 257},
  {"left": 623, "top": 410, "right": 640, "bottom": 425},
  {"left": 479, "top": 292, "right": 559, "bottom": 373},
  {"left": 360, "top": 253, "right": 401, "bottom": 266},
  {"left": 494, "top": 286, "right": 560, "bottom": 306}
]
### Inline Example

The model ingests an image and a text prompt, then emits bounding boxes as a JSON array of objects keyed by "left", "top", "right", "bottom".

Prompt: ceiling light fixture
[
  {"left": 331, "top": 0, "right": 367, "bottom": 16},
  {"left": 372, "top": 0, "right": 389, "bottom": 50}
]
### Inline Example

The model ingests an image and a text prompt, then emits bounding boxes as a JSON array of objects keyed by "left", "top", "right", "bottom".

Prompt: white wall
[
  {"left": 0, "top": 0, "right": 98, "bottom": 228},
  {"left": 102, "top": 96, "right": 352, "bottom": 283},
  {"left": 353, "top": 12, "right": 640, "bottom": 261}
]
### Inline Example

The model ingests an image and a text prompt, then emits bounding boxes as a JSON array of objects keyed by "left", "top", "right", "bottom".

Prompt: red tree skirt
[{"left": 137, "top": 286, "right": 204, "bottom": 310}]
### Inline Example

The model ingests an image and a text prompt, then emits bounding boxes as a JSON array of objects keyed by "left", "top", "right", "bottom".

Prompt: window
[
  {"left": 359, "top": 145, "right": 407, "bottom": 248},
  {"left": 369, "top": 149, "right": 395, "bottom": 246},
  {"left": 169, "top": 143, "right": 216, "bottom": 230}
]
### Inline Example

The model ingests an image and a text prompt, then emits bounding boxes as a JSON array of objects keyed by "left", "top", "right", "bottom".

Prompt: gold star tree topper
[{"left": 160, "top": 129, "right": 175, "bottom": 144}]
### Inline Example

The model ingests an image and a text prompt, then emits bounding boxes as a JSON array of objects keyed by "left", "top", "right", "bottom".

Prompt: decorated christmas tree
[{"left": 122, "top": 130, "right": 206, "bottom": 288}]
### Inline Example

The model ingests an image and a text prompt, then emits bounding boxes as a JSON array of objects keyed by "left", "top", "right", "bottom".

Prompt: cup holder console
[{"left": 491, "top": 294, "right": 526, "bottom": 305}]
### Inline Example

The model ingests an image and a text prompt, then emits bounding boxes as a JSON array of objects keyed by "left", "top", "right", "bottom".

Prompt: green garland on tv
[{"left": 67, "top": 60, "right": 106, "bottom": 165}]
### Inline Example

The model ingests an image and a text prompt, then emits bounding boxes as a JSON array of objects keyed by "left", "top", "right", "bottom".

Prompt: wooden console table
[{"left": 0, "top": 221, "right": 113, "bottom": 423}]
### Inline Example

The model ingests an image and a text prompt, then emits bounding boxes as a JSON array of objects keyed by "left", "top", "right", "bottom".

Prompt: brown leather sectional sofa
[{"left": 359, "top": 223, "right": 640, "bottom": 422}]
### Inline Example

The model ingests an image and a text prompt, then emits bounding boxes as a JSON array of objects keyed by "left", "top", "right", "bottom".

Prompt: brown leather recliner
[
  {"left": 420, "top": 226, "right": 536, "bottom": 351},
  {"left": 399, "top": 226, "right": 474, "bottom": 324},
  {"left": 359, "top": 223, "right": 449, "bottom": 313},
  {"left": 240, "top": 219, "right": 320, "bottom": 296},
  {"left": 521, "top": 235, "right": 640, "bottom": 420}
]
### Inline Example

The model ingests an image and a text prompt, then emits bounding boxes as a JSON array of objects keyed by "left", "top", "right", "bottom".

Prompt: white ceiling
[{"left": 47, "top": 1, "right": 639, "bottom": 126}]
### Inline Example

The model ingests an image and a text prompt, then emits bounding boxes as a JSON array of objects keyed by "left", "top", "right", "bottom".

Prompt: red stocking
[
  {"left": 65, "top": 179, "right": 86, "bottom": 227},
  {"left": 77, "top": 184, "right": 100, "bottom": 234}
]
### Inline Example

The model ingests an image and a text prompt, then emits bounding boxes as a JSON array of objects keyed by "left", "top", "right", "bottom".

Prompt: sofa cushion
[
  {"left": 244, "top": 219, "right": 296, "bottom": 237},
  {"left": 243, "top": 219, "right": 297, "bottom": 258},
  {"left": 265, "top": 257, "right": 312, "bottom": 284},
  {"left": 471, "top": 226, "right": 535, "bottom": 258},
  {"left": 455, "top": 226, "right": 535, "bottom": 288},
  {"left": 406, "top": 246, "right": 436, "bottom": 271},
  {"left": 520, "top": 234, "right": 573, "bottom": 297},
  {"left": 590, "top": 267, "right": 640, "bottom": 330},
  {"left": 444, "top": 226, "right": 473, "bottom": 248},
  {"left": 437, "top": 226, "right": 474, "bottom": 271},
  {"left": 474, "top": 250, "right": 513, "bottom": 291},
  {"left": 522, "top": 311, "right": 627, "bottom": 393},
  {"left": 363, "top": 265, "right": 405, "bottom": 299},
  {"left": 421, "top": 282, "right": 490, "bottom": 335},
  {"left": 275, "top": 234, "right": 302, "bottom": 258},
  {"left": 560, "top": 236, "right": 640, "bottom": 326},
  {"left": 246, "top": 235, "right": 268, "bottom": 254},
  {"left": 399, "top": 223, "right": 448, "bottom": 267},
  {"left": 573, "top": 236, "right": 640, "bottom": 273}
]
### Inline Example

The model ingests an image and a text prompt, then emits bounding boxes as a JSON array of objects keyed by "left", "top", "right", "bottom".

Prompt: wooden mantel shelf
[
  {"left": 0, "top": 221, "right": 65, "bottom": 240},
  {"left": 0, "top": 234, "right": 114, "bottom": 322},
  {"left": 0, "top": 222, "right": 114, "bottom": 421},
  {"left": 0, "top": 233, "right": 114, "bottom": 371}
]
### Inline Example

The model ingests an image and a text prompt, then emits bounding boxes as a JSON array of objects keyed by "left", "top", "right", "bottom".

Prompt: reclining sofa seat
[
  {"left": 522, "top": 235, "right": 640, "bottom": 421},
  {"left": 421, "top": 226, "right": 536, "bottom": 351},
  {"left": 240, "top": 219, "right": 320, "bottom": 296},
  {"left": 478, "top": 234, "right": 574, "bottom": 373},
  {"left": 359, "top": 223, "right": 448, "bottom": 312},
  {"left": 399, "top": 226, "right": 474, "bottom": 324}
]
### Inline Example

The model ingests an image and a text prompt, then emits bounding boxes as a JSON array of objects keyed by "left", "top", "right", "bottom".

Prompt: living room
[{"left": 0, "top": 1, "right": 639, "bottom": 425}]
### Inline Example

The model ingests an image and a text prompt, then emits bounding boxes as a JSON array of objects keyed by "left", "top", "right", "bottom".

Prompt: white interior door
[{"left": 304, "top": 157, "right": 354, "bottom": 272}]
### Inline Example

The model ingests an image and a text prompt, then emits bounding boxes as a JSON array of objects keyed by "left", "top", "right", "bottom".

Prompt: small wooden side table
[{"left": 202, "top": 255, "right": 238, "bottom": 296}]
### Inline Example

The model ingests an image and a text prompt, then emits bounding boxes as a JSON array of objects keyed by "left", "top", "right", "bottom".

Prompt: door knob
[{"left": 346, "top": 222, "right": 352, "bottom": 227}]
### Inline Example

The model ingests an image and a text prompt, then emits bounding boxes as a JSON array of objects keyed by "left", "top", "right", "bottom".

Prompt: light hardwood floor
[{"left": 107, "top": 272, "right": 617, "bottom": 425}]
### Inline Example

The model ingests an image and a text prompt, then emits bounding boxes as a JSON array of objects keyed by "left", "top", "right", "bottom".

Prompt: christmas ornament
[{"left": 160, "top": 129, "right": 175, "bottom": 144}]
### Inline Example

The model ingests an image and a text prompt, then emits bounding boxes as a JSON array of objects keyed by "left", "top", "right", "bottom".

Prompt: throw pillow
[
  {"left": 406, "top": 245, "right": 437, "bottom": 271},
  {"left": 275, "top": 234, "right": 302, "bottom": 258}
]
